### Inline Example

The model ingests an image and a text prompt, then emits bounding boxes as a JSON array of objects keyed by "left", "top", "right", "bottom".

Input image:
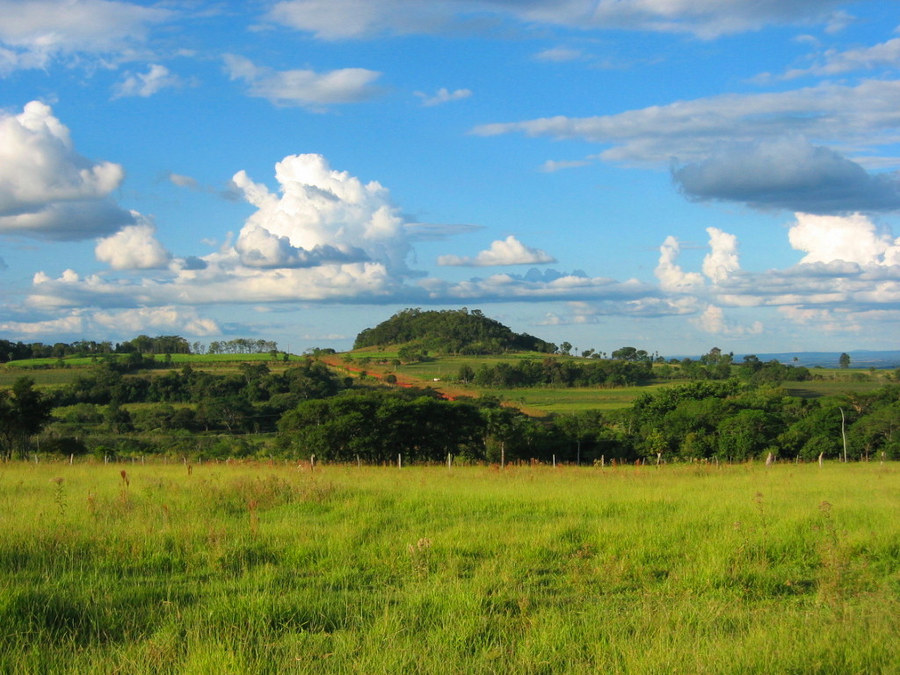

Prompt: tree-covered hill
[{"left": 353, "top": 308, "right": 557, "bottom": 355}]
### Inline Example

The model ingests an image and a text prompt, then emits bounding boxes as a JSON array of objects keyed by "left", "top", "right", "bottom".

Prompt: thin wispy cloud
[{"left": 415, "top": 87, "right": 472, "bottom": 107}]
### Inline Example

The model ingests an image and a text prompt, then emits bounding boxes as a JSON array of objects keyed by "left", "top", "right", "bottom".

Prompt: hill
[{"left": 353, "top": 308, "right": 557, "bottom": 355}]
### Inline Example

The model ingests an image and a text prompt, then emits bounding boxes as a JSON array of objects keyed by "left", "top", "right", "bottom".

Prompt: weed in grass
[
  {"left": 49, "top": 477, "right": 65, "bottom": 518},
  {"left": 408, "top": 537, "right": 433, "bottom": 578},
  {"left": 815, "top": 500, "right": 855, "bottom": 611},
  {"left": 248, "top": 499, "right": 259, "bottom": 538},
  {"left": 86, "top": 491, "right": 97, "bottom": 519}
]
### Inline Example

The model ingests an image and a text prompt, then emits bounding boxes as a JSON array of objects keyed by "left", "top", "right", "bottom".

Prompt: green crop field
[
  {"left": 0, "top": 461, "right": 896, "bottom": 673},
  {"left": 486, "top": 385, "right": 664, "bottom": 414},
  {"left": 783, "top": 379, "right": 891, "bottom": 399},
  {"left": 0, "top": 368, "right": 88, "bottom": 389}
]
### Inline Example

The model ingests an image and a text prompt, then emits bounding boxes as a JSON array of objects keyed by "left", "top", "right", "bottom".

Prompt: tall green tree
[{"left": 0, "top": 377, "right": 53, "bottom": 458}]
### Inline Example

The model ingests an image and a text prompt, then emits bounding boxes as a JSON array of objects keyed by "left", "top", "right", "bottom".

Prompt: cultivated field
[{"left": 0, "top": 461, "right": 896, "bottom": 673}]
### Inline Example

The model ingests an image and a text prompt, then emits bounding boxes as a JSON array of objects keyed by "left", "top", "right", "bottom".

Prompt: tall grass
[{"left": 0, "top": 461, "right": 896, "bottom": 672}]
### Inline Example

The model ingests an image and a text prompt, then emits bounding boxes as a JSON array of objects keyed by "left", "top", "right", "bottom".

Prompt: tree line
[
  {"left": 1, "top": 358, "right": 896, "bottom": 464},
  {"left": 0, "top": 335, "right": 279, "bottom": 362},
  {"left": 461, "top": 358, "right": 654, "bottom": 388}
]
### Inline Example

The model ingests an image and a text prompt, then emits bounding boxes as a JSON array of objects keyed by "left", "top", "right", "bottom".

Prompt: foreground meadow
[{"left": 0, "top": 461, "right": 897, "bottom": 673}]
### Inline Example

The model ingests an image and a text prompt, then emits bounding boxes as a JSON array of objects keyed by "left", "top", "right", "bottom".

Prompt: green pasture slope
[
  {"left": 3, "top": 349, "right": 895, "bottom": 413},
  {"left": 0, "top": 352, "right": 303, "bottom": 388},
  {"left": 338, "top": 351, "right": 896, "bottom": 413},
  {"left": 0, "top": 461, "right": 896, "bottom": 673}
]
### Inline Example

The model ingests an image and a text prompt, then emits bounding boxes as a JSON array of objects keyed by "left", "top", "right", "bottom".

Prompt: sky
[{"left": 1, "top": 0, "right": 899, "bottom": 357}]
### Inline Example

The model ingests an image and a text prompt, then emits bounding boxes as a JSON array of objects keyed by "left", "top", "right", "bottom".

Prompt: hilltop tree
[{"left": 839, "top": 352, "right": 851, "bottom": 369}]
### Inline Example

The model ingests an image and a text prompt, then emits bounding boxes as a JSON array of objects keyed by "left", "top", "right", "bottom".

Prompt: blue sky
[{"left": 1, "top": 0, "right": 899, "bottom": 356}]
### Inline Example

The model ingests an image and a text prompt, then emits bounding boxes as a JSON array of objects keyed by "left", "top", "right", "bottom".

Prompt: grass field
[
  {"left": 330, "top": 350, "right": 895, "bottom": 413},
  {"left": 484, "top": 385, "right": 666, "bottom": 415},
  {"left": 784, "top": 379, "right": 892, "bottom": 398},
  {"left": 0, "top": 353, "right": 305, "bottom": 389},
  {"left": 3, "top": 350, "right": 896, "bottom": 414},
  {"left": 0, "top": 461, "right": 896, "bottom": 673}
]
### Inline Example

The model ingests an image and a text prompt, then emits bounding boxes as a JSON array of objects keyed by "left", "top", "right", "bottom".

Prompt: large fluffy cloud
[
  {"left": 0, "top": 101, "right": 133, "bottom": 239},
  {"left": 236, "top": 224, "right": 368, "bottom": 269},
  {"left": 645, "top": 214, "right": 900, "bottom": 338},
  {"left": 438, "top": 235, "right": 556, "bottom": 267},
  {"left": 95, "top": 217, "right": 171, "bottom": 270},
  {"left": 702, "top": 228, "right": 740, "bottom": 283},
  {"left": 692, "top": 304, "right": 763, "bottom": 335},
  {"left": 16, "top": 153, "right": 422, "bottom": 312},
  {"left": 223, "top": 55, "right": 382, "bottom": 109},
  {"left": 232, "top": 154, "right": 412, "bottom": 272},
  {"left": 655, "top": 227, "right": 741, "bottom": 291},
  {"left": 655, "top": 236, "right": 703, "bottom": 292},
  {"left": 267, "top": 0, "right": 848, "bottom": 40},
  {"left": 788, "top": 212, "right": 900, "bottom": 266}
]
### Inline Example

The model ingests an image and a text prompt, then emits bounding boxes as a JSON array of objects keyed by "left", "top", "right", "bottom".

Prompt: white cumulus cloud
[
  {"left": 788, "top": 213, "right": 900, "bottom": 266},
  {"left": 654, "top": 235, "right": 704, "bottom": 292},
  {"left": 232, "top": 153, "right": 411, "bottom": 272},
  {"left": 438, "top": 235, "right": 556, "bottom": 267},
  {"left": 693, "top": 304, "right": 763, "bottom": 335},
  {"left": 702, "top": 227, "right": 740, "bottom": 283},
  {"left": 95, "top": 217, "right": 171, "bottom": 270},
  {"left": 0, "top": 100, "right": 133, "bottom": 239}
]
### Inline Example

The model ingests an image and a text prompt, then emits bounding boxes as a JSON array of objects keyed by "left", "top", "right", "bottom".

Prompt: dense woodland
[{"left": 0, "top": 314, "right": 898, "bottom": 464}]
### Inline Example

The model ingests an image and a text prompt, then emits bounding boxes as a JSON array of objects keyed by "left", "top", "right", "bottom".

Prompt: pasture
[
  {"left": 0, "top": 353, "right": 303, "bottom": 389},
  {"left": 0, "top": 460, "right": 896, "bottom": 673}
]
